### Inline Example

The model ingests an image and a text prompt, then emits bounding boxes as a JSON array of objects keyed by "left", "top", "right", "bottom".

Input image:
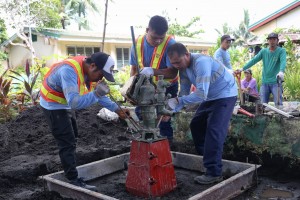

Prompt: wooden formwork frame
[{"left": 40, "top": 152, "right": 259, "bottom": 200}]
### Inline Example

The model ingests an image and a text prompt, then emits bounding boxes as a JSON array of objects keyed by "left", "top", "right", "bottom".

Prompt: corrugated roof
[{"left": 249, "top": 0, "right": 300, "bottom": 31}]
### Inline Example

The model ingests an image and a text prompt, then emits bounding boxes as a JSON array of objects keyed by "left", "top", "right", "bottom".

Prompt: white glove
[
  {"left": 140, "top": 67, "right": 154, "bottom": 77},
  {"left": 276, "top": 71, "right": 284, "bottom": 80},
  {"left": 167, "top": 97, "right": 179, "bottom": 110},
  {"left": 94, "top": 81, "right": 110, "bottom": 97}
]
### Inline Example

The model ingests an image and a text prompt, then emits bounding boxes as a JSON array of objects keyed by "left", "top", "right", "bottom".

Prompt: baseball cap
[
  {"left": 90, "top": 52, "right": 115, "bottom": 82},
  {"left": 221, "top": 35, "right": 235, "bottom": 42},
  {"left": 267, "top": 32, "right": 278, "bottom": 39},
  {"left": 244, "top": 69, "right": 252, "bottom": 75}
]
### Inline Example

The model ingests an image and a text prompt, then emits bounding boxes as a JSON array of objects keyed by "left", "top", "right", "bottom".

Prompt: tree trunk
[{"left": 101, "top": 0, "right": 108, "bottom": 52}]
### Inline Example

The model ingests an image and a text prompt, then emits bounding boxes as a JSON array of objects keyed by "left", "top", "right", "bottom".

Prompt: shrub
[{"left": 108, "top": 65, "right": 131, "bottom": 102}]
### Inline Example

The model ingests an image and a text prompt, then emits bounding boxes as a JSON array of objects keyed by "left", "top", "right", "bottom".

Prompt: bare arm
[
  {"left": 153, "top": 67, "right": 178, "bottom": 79},
  {"left": 130, "top": 65, "right": 138, "bottom": 77}
]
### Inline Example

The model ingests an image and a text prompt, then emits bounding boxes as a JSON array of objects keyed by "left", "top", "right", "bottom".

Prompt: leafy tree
[
  {"left": 62, "top": 0, "right": 100, "bottom": 30},
  {"left": 0, "top": 0, "right": 62, "bottom": 59},
  {"left": 163, "top": 11, "right": 204, "bottom": 37},
  {"left": 0, "top": 19, "right": 8, "bottom": 61},
  {"left": 215, "top": 23, "right": 232, "bottom": 36},
  {"left": 233, "top": 9, "right": 257, "bottom": 46},
  {"left": 0, "top": 19, "right": 8, "bottom": 44}
]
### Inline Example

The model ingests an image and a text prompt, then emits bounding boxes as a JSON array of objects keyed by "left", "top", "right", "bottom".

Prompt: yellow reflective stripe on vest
[
  {"left": 151, "top": 35, "right": 170, "bottom": 69},
  {"left": 136, "top": 36, "right": 144, "bottom": 68},
  {"left": 65, "top": 59, "right": 88, "bottom": 95},
  {"left": 40, "top": 85, "right": 67, "bottom": 104},
  {"left": 136, "top": 35, "right": 177, "bottom": 83}
]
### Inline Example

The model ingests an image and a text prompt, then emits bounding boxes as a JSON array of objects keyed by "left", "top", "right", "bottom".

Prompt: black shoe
[
  {"left": 69, "top": 177, "right": 98, "bottom": 192},
  {"left": 194, "top": 175, "right": 223, "bottom": 185}
]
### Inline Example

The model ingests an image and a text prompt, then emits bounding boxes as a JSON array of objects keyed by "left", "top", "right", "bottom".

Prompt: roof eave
[{"left": 249, "top": 0, "right": 300, "bottom": 32}]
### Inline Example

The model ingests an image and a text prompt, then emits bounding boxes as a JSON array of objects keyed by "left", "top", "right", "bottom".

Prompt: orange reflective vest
[
  {"left": 40, "top": 56, "right": 95, "bottom": 105},
  {"left": 136, "top": 34, "right": 178, "bottom": 83}
]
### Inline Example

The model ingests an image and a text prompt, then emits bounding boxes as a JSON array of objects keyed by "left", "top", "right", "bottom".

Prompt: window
[
  {"left": 66, "top": 46, "right": 101, "bottom": 57},
  {"left": 116, "top": 48, "right": 130, "bottom": 68}
]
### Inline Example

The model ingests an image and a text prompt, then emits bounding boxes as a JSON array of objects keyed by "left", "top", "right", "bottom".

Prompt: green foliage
[
  {"left": 229, "top": 47, "right": 250, "bottom": 69},
  {"left": 283, "top": 65, "right": 300, "bottom": 101},
  {"left": 31, "top": 0, "right": 63, "bottom": 28},
  {"left": 216, "top": 10, "right": 256, "bottom": 47},
  {"left": 0, "top": 70, "right": 15, "bottom": 122},
  {"left": 233, "top": 10, "right": 257, "bottom": 46},
  {"left": 215, "top": 23, "right": 232, "bottom": 36},
  {"left": 0, "top": 19, "right": 8, "bottom": 61},
  {"left": 0, "top": 19, "right": 7, "bottom": 44},
  {"left": 62, "top": 0, "right": 100, "bottom": 30},
  {"left": 283, "top": 37, "right": 299, "bottom": 70},
  {"left": 9, "top": 60, "right": 41, "bottom": 106},
  {"left": 107, "top": 65, "right": 131, "bottom": 102},
  {"left": 162, "top": 11, "right": 204, "bottom": 37},
  {"left": 208, "top": 38, "right": 220, "bottom": 56}
]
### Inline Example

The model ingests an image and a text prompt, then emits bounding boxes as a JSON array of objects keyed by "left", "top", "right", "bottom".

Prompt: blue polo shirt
[
  {"left": 214, "top": 48, "right": 232, "bottom": 69},
  {"left": 130, "top": 35, "right": 176, "bottom": 70},
  {"left": 175, "top": 53, "right": 237, "bottom": 111}
]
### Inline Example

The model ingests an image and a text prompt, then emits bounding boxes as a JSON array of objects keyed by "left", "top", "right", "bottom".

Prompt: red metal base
[{"left": 125, "top": 138, "right": 177, "bottom": 198}]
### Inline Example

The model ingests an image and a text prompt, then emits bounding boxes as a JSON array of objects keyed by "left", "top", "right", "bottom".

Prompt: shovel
[
  {"left": 276, "top": 76, "right": 283, "bottom": 106},
  {"left": 235, "top": 71, "right": 244, "bottom": 105}
]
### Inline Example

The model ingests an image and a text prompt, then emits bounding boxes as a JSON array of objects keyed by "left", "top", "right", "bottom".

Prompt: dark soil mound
[{"left": 0, "top": 104, "right": 132, "bottom": 200}]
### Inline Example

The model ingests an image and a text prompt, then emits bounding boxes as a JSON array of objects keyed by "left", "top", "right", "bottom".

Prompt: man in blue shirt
[
  {"left": 214, "top": 35, "right": 235, "bottom": 69},
  {"left": 40, "top": 52, "right": 129, "bottom": 191},
  {"left": 167, "top": 43, "right": 237, "bottom": 184},
  {"left": 130, "top": 15, "right": 178, "bottom": 141}
]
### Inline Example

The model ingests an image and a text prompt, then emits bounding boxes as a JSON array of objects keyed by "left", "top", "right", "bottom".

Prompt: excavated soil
[
  {"left": 0, "top": 105, "right": 299, "bottom": 199},
  {"left": 0, "top": 105, "right": 133, "bottom": 200}
]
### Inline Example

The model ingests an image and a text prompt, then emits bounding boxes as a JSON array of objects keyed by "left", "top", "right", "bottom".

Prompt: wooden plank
[{"left": 41, "top": 152, "right": 259, "bottom": 200}]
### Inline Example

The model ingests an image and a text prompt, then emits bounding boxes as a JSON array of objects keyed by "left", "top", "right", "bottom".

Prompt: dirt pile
[
  {"left": 0, "top": 105, "right": 133, "bottom": 200},
  {"left": 1, "top": 104, "right": 299, "bottom": 199}
]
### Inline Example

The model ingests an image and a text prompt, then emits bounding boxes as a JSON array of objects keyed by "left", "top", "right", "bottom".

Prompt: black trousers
[{"left": 42, "top": 108, "right": 78, "bottom": 180}]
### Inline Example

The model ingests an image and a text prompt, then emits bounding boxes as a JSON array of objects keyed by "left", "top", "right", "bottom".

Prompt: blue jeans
[
  {"left": 190, "top": 96, "right": 237, "bottom": 177},
  {"left": 135, "top": 82, "right": 178, "bottom": 139},
  {"left": 260, "top": 83, "right": 283, "bottom": 105}
]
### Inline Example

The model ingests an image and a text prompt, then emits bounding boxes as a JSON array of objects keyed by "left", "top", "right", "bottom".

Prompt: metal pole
[
  {"left": 27, "top": 0, "right": 33, "bottom": 64},
  {"left": 101, "top": 0, "right": 108, "bottom": 52},
  {"left": 130, "top": 26, "right": 140, "bottom": 75}
]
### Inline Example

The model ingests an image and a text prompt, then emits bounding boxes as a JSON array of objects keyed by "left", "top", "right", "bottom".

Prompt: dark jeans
[
  {"left": 190, "top": 96, "right": 237, "bottom": 177},
  {"left": 135, "top": 82, "right": 178, "bottom": 139},
  {"left": 42, "top": 108, "right": 79, "bottom": 180},
  {"left": 243, "top": 93, "right": 260, "bottom": 103}
]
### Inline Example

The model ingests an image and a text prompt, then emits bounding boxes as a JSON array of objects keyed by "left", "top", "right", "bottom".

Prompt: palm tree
[
  {"left": 215, "top": 23, "right": 232, "bottom": 36},
  {"left": 233, "top": 10, "right": 257, "bottom": 46},
  {"left": 62, "top": 0, "right": 100, "bottom": 30}
]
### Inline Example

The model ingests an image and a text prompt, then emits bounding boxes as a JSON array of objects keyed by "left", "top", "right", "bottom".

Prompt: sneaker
[
  {"left": 69, "top": 177, "right": 98, "bottom": 192},
  {"left": 194, "top": 175, "right": 223, "bottom": 185}
]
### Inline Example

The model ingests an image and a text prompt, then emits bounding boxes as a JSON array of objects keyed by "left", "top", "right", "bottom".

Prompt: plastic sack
[{"left": 97, "top": 108, "right": 119, "bottom": 122}]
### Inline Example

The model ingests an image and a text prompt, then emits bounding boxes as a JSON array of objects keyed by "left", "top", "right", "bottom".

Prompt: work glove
[
  {"left": 94, "top": 81, "right": 110, "bottom": 97},
  {"left": 276, "top": 71, "right": 284, "bottom": 80},
  {"left": 115, "top": 108, "right": 130, "bottom": 120},
  {"left": 167, "top": 97, "right": 179, "bottom": 111},
  {"left": 140, "top": 67, "right": 154, "bottom": 77}
]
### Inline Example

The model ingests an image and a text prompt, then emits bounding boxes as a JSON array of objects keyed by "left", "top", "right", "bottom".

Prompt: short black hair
[
  {"left": 167, "top": 43, "right": 188, "bottom": 58},
  {"left": 148, "top": 15, "right": 168, "bottom": 35}
]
